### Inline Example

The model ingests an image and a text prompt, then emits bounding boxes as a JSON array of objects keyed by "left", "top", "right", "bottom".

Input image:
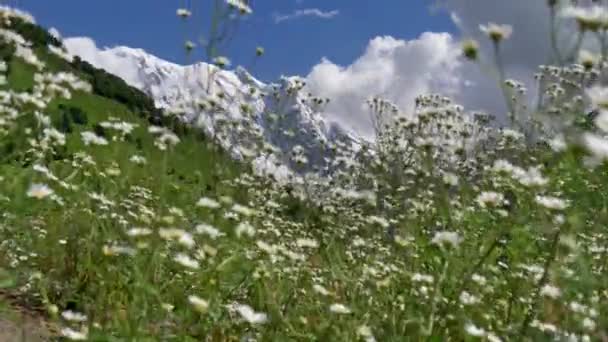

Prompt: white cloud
[
  {"left": 63, "top": 37, "right": 143, "bottom": 88},
  {"left": 305, "top": 0, "right": 583, "bottom": 137},
  {"left": 274, "top": 8, "right": 339, "bottom": 23},
  {"left": 306, "top": 33, "right": 465, "bottom": 138}
]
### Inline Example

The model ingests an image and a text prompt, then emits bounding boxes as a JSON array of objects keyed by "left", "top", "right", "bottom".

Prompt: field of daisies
[{"left": 2, "top": 1, "right": 608, "bottom": 341}]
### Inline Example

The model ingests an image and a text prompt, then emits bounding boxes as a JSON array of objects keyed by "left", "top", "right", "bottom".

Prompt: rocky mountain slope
[{"left": 67, "top": 45, "right": 361, "bottom": 177}]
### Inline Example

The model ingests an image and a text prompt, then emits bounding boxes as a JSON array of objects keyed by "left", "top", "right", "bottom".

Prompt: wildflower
[
  {"left": 411, "top": 273, "right": 434, "bottom": 283},
  {"left": 129, "top": 155, "right": 147, "bottom": 165},
  {"left": 81, "top": 131, "right": 108, "bottom": 146},
  {"left": 583, "top": 133, "right": 608, "bottom": 161},
  {"left": 461, "top": 39, "right": 479, "bottom": 60},
  {"left": 394, "top": 235, "right": 412, "bottom": 247},
  {"left": 513, "top": 167, "right": 547, "bottom": 187},
  {"left": 106, "top": 165, "right": 121, "bottom": 177},
  {"left": 0, "top": 6, "right": 35, "bottom": 23},
  {"left": 476, "top": 191, "right": 504, "bottom": 208},
  {"left": 535, "top": 195, "right": 568, "bottom": 210},
  {"left": 443, "top": 172, "right": 459, "bottom": 186},
  {"left": 530, "top": 320, "right": 558, "bottom": 333},
  {"left": 102, "top": 245, "right": 136, "bottom": 256},
  {"left": 502, "top": 129, "right": 524, "bottom": 140},
  {"left": 33, "top": 165, "right": 56, "bottom": 180},
  {"left": 61, "top": 310, "right": 87, "bottom": 322},
  {"left": 312, "top": 284, "right": 330, "bottom": 296},
  {"left": 188, "top": 295, "right": 209, "bottom": 313},
  {"left": 586, "top": 86, "right": 608, "bottom": 109},
  {"left": 235, "top": 221, "right": 255, "bottom": 238},
  {"left": 479, "top": 23, "right": 513, "bottom": 43},
  {"left": 540, "top": 284, "right": 561, "bottom": 299},
  {"left": 232, "top": 203, "right": 254, "bottom": 216},
  {"left": 487, "top": 333, "right": 502, "bottom": 342},
  {"left": 256, "top": 240, "right": 276, "bottom": 254},
  {"left": 213, "top": 56, "right": 231, "bottom": 68},
  {"left": 233, "top": 304, "right": 268, "bottom": 324},
  {"left": 561, "top": 5, "right": 608, "bottom": 32},
  {"left": 367, "top": 215, "right": 389, "bottom": 228},
  {"left": 226, "top": 0, "right": 252, "bottom": 14},
  {"left": 357, "top": 325, "right": 376, "bottom": 342},
  {"left": 431, "top": 231, "right": 463, "bottom": 249},
  {"left": 579, "top": 50, "right": 599, "bottom": 70},
  {"left": 176, "top": 8, "right": 192, "bottom": 18},
  {"left": 184, "top": 40, "right": 195, "bottom": 51},
  {"left": 15, "top": 45, "right": 43, "bottom": 69},
  {"left": 27, "top": 183, "right": 54, "bottom": 199},
  {"left": 201, "top": 244, "right": 217, "bottom": 257},
  {"left": 329, "top": 303, "right": 352, "bottom": 314},
  {"left": 159, "top": 228, "right": 189, "bottom": 241},
  {"left": 582, "top": 317, "right": 596, "bottom": 331},
  {"left": 197, "top": 197, "right": 221, "bottom": 209},
  {"left": 195, "top": 223, "right": 225, "bottom": 239},
  {"left": 174, "top": 253, "right": 199, "bottom": 269},
  {"left": 161, "top": 303, "right": 174, "bottom": 312},
  {"left": 177, "top": 232, "right": 196, "bottom": 248},
  {"left": 460, "top": 291, "right": 480, "bottom": 305},
  {"left": 256, "top": 46, "right": 265, "bottom": 56},
  {"left": 60, "top": 327, "right": 88, "bottom": 340},
  {"left": 43, "top": 128, "right": 66, "bottom": 145},
  {"left": 156, "top": 132, "right": 180, "bottom": 149},
  {"left": 471, "top": 274, "right": 487, "bottom": 286},
  {"left": 594, "top": 110, "right": 608, "bottom": 133},
  {"left": 296, "top": 238, "right": 319, "bottom": 248},
  {"left": 465, "top": 323, "right": 486, "bottom": 337},
  {"left": 48, "top": 44, "right": 73, "bottom": 62},
  {"left": 126, "top": 227, "right": 153, "bottom": 237},
  {"left": 548, "top": 135, "right": 567, "bottom": 152}
]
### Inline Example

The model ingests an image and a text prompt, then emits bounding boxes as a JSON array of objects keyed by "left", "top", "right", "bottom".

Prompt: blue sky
[{"left": 18, "top": 0, "right": 456, "bottom": 81}]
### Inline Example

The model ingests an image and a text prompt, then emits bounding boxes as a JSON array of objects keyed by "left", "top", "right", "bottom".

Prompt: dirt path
[
  {"left": 0, "top": 317, "right": 50, "bottom": 342},
  {"left": 0, "top": 297, "right": 51, "bottom": 342}
]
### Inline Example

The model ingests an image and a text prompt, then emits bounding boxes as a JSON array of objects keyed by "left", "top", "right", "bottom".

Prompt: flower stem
[{"left": 518, "top": 226, "right": 562, "bottom": 338}]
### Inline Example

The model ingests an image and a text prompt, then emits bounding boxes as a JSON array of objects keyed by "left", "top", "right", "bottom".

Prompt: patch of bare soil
[{"left": 0, "top": 292, "right": 52, "bottom": 342}]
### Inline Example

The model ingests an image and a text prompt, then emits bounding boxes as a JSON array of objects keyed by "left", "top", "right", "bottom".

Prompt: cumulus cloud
[
  {"left": 305, "top": 0, "right": 580, "bottom": 137},
  {"left": 274, "top": 8, "right": 339, "bottom": 23},
  {"left": 63, "top": 37, "right": 143, "bottom": 88},
  {"left": 306, "top": 33, "right": 465, "bottom": 138}
]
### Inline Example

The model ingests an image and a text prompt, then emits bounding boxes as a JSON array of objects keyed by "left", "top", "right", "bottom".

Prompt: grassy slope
[{"left": 0, "top": 19, "right": 263, "bottom": 340}]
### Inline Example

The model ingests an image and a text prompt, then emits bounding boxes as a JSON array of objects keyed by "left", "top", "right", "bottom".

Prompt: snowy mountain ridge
[{"left": 74, "top": 45, "right": 361, "bottom": 179}]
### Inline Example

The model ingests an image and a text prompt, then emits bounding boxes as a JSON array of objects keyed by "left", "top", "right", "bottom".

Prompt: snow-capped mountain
[{"left": 75, "top": 46, "right": 360, "bottom": 177}]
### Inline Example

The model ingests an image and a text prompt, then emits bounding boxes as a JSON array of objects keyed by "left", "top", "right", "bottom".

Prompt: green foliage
[
  {"left": 0, "top": 41, "right": 14, "bottom": 62},
  {"left": 70, "top": 56, "right": 157, "bottom": 116},
  {"left": 1, "top": 17, "right": 61, "bottom": 48},
  {"left": 58, "top": 111, "right": 73, "bottom": 133}
]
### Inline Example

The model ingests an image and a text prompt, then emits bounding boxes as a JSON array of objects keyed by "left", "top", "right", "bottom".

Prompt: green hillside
[{"left": 0, "top": 14, "right": 270, "bottom": 340}]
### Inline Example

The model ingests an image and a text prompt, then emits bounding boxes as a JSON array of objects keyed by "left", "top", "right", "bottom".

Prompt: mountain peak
[{"left": 69, "top": 43, "right": 360, "bottom": 176}]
